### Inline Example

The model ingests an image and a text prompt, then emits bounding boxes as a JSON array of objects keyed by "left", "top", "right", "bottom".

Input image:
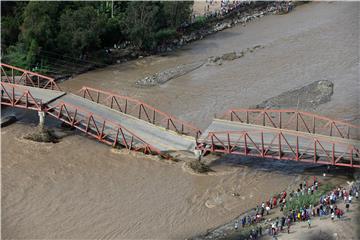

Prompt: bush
[
  {"left": 191, "top": 15, "right": 208, "bottom": 29},
  {"left": 154, "top": 28, "right": 178, "bottom": 44},
  {"left": 285, "top": 183, "right": 335, "bottom": 213},
  {"left": 3, "top": 43, "right": 28, "bottom": 68}
]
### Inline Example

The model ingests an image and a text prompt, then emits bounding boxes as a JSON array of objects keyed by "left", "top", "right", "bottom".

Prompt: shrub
[
  {"left": 154, "top": 28, "right": 178, "bottom": 44},
  {"left": 285, "top": 183, "right": 335, "bottom": 213}
]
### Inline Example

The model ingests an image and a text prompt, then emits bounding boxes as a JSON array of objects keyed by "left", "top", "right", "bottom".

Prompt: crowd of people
[{"left": 233, "top": 176, "right": 359, "bottom": 239}]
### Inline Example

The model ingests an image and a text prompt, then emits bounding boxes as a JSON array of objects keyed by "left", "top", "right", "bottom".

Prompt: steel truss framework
[
  {"left": 222, "top": 109, "right": 360, "bottom": 140},
  {"left": 46, "top": 100, "right": 161, "bottom": 154},
  {"left": 79, "top": 86, "right": 201, "bottom": 139},
  {"left": 2, "top": 63, "right": 360, "bottom": 167},
  {"left": 1, "top": 63, "right": 61, "bottom": 91},
  {"left": 1, "top": 82, "right": 43, "bottom": 111},
  {"left": 1, "top": 81, "right": 161, "bottom": 155},
  {"left": 198, "top": 130, "right": 360, "bottom": 168}
]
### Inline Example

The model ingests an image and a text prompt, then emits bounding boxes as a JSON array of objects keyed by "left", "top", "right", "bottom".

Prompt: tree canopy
[{"left": 1, "top": 1, "right": 194, "bottom": 69}]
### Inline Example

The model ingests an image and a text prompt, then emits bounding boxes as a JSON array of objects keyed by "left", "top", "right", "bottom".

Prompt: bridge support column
[
  {"left": 194, "top": 149, "right": 202, "bottom": 160},
  {"left": 38, "top": 111, "right": 46, "bottom": 128}
]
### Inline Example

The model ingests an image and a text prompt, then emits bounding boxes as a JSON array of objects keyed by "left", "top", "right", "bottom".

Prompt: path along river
[{"left": 2, "top": 2, "right": 359, "bottom": 239}]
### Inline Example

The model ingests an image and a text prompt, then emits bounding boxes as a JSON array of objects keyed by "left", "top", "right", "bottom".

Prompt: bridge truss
[
  {"left": 79, "top": 86, "right": 202, "bottom": 139},
  {"left": 1, "top": 62, "right": 359, "bottom": 167}
]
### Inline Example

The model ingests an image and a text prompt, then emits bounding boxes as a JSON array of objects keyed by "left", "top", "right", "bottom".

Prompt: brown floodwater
[{"left": 1, "top": 2, "right": 359, "bottom": 239}]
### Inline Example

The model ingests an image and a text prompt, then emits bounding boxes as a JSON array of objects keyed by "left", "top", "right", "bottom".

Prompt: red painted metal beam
[
  {"left": 78, "top": 86, "right": 201, "bottom": 140},
  {"left": 1, "top": 82, "right": 43, "bottom": 111},
  {"left": 45, "top": 100, "right": 162, "bottom": 155},
  {"left": 1, "top": 83, "right": 162, "bottom": 156},
  {"left": 222, "top": 109, "right": 360, "bottom": 140},
  {"left": 0, "top": 62, "right": 61, "bottom": 91},
  {"left": 197, "top": 129, "right": 360, "bottom": 168}
]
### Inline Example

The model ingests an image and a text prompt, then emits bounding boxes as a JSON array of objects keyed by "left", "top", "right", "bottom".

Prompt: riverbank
[
  {"left": 50, "top": 1, "right": 300, "bottom": 81},
  {"left": 190, "top": 167, "right": 359, "bottom": 240}
]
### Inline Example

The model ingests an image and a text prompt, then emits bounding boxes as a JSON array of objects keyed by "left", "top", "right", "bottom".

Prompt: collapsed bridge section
[
  {"left": 198, "top": 109, "right": 360, "bottom": 168},
  {"left": 1, "top": 63, "right": 199, "bottom": 155}
]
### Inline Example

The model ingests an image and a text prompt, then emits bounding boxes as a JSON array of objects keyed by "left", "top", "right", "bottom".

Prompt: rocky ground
[
  {"left": 136, "top": 44, "right": 266, "bottom": 87},
  {"left": 254, "top": 80, "right": 334, "bottom": 111},
  {"left": 135, "top": 61, "right": 205, "bottom": 87}
]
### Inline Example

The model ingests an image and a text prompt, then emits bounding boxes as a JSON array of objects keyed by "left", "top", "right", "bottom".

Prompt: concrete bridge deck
[
  {"left": 199, "top": 119, "right": 360, "bottom": 164},
  {"left": 1, "top": 82, "right": 196, "bottom": 153}
]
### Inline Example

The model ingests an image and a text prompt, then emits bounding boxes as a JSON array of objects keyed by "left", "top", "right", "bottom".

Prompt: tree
[
  {"left": 21, "top": 2, "right": 60, "bottom": 52},
  {"left": 162, "top": 1, "right": 193, "bottom": 28},
  {"left": 57, "top": 6, "right": 107, "bottom": 56},
  {"left": 1, "top": 1, "right": 27, "bottom": 50},
  {"left": 26, "top": 39, "right": 39, "bottom": 67},
  {"left": 125, "top": 2, "right": 161, "bottom": 50}
]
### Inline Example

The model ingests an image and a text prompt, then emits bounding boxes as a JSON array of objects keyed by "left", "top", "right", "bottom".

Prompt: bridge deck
[
  {"left": 49, "top": 94, "right": 196, "bottom": 152},
  {"left": 200, "top": 119, "right": 360, "bottom": 157}
]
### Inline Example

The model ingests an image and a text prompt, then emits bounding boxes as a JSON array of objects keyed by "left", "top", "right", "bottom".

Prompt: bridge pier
[
  {"left": 194, "top": 149, "right": 202, "bottom": 160},
  {"left": 38, "top": 111, "right": 46, "bottom": 128}
]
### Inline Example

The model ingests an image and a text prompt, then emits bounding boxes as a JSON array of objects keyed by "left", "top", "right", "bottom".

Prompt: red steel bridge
[{"left": 1, "top": 63, "right": 359, "bottom": 167}]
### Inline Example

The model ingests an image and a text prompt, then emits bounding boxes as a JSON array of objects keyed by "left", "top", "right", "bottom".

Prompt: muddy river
[{"left": 2, "top": 2, "right": 359, "bottom": 239}]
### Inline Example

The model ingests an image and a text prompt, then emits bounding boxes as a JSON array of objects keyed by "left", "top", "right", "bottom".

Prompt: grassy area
[{"left": 285, "top": 183, "right": 335, "bottom": 214}]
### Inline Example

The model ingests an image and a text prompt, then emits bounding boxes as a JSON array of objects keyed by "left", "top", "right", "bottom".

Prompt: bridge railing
[
  {"left": 79, "top": 86, "right": 202, "bottom": 139},
  {"left": 198, "top": 129, "right": 360, "bottom": 168},
  {"left": 0, "top": 63, "right": 61, "bottom": 91},
  {"left": 45, "top": 100, "right": 162, "bottom": 155},
  {"left": 1, "top": 82, "right": 43, "bottom": 110},
  {"left": 221, "top": 109, "right": 360, "bottom": 140}
]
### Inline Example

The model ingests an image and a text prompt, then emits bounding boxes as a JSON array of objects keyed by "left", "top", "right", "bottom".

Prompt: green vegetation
[
  {"left": 1, "top": 1, "right": 194, "bottom": 70},
  {"left": 285, "top": 183, "right": 335, "bottom": 213}
]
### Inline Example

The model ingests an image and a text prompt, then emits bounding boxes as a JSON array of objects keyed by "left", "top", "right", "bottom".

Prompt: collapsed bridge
[{"left": 1, "top": 63, "right": 359, "bottom": 168}]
